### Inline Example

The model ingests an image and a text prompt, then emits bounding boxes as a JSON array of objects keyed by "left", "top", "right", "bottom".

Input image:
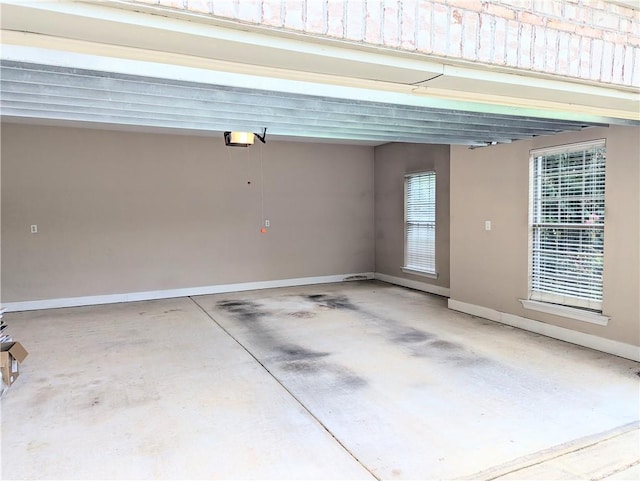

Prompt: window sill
[
  {"left": 520, "top": 299, "right": 609, "bottom": 326},
  {"left": 401, "top": 268, "right": 438, "bottom": 280}
]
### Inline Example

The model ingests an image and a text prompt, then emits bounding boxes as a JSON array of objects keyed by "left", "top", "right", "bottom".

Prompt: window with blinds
[
  {"left": 529, "top": 140, "right": 606, "bottom": 311},
  {"left": 404, "top": 172, "right": 436, "bottom": 275}
]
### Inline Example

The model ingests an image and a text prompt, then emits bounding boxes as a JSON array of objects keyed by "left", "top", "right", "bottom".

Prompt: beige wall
[
  {"left": 374, "top": 143, "right": 450, "bottom": 289},
  {"left": 450, "top": 125, "right": 640, "bottom": 346},
  {"left": 1, "top": 123, "right": 375, "bottom": 302}
]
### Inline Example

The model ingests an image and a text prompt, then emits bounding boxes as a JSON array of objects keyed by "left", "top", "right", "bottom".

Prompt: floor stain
[
  {"left": 275, "top": 344, "right": 367, "bottom": 389},
  {"left": 276, "top": 344, "right": 330, "bottom": 362},
  {"left": 306, "top": 294, "right": 358, "bottom": 311},
  {"left": 289, "top": 311, "right": 316, "bottom": 319},
  {"left": 217, "top": 300, "right": 265, "bottom": 322},
  {"left": 392, "top": 327, "right": 434, "bottom": 344}
]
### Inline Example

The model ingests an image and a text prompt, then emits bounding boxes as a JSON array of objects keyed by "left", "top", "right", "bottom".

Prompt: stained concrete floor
[{"left": 2, "top": 281, "right": 639, "bottom": 480}]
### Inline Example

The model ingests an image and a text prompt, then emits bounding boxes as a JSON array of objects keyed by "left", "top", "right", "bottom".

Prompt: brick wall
[{"left": 132, "top": 0, "right": 640, "bottom": 88}]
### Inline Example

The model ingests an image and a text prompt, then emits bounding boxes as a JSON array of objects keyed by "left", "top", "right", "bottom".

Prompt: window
[
  {"left": 529, "top": 140, "right": 606, "bottom": 312},
  {"left": 404, "top": 172, "right": 436, "bottom": 277}
]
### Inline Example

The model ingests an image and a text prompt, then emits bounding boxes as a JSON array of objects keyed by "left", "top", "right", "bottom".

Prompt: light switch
[{"left": 485, "top": 220, "right": 491, "bottom": 231}]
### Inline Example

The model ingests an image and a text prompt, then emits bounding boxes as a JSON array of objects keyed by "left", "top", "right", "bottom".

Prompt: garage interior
[{"left": 1, "top": 1, "right": 639, "bottom": 480}]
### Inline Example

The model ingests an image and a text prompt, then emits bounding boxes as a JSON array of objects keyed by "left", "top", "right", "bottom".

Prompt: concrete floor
[{"left": 2, "top": 281, "right": 639, "bottom": 480}]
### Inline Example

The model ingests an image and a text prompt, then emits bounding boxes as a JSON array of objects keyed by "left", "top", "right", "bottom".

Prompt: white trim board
[
  {"left": 374, "top": 273, "right": 451, "bottom": 298},
  {"left": 448, "top": 299, "right": 640, "bottom": 362},
  {"left": 2, "top": 272, "right": 375, "bottom": 312}
]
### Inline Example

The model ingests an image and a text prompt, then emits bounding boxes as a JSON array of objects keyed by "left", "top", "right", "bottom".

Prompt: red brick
[
  {"left": 632, "top": 48, "right": 640, "bottom": 87},
  {"left": 416, "top": 1, "right": 433, "bottom": 53},
  {"left": 579, "top": 36, "right": 591, "bottom": 78},
  {"left": 544, "top": 28, "right": 558, "bottom": 73},
  {"left": 547, "top": 19, "right": 576, "bottom": 33},
  {"left": 326, "top": 0, "right": 345, "bottom": 38},
  {"left": 568, "top": 34, "right": 581, "bottom": 77},
  {"left": 345, "top": 0, "right": 365, "bottom": 40},
  {"left": 261, "top": 0, "right": 282, "bottom": 26},
  {"left": 592, "top": 10, "right": 619, "bottom": 30},
  {"left": 518, "top": 23, "right": 532, "bottom": 69},
  {"left": 611, "top": 43, "right": 625, "bottom": 84},
  {"left": 186, "top": 1, "right": 211, "bottom": 14},
  {"left": 532, "top": 0, "right": 562, "bottom": 18},
  {"left": 431, "top": 3, "right": 449, "bottom": 56},
  {"left": 364, "top": 0, "right": 382, "bottom": 44},
  {"left": 446, "top": 0, "right": 482, "bottom": 12},
  {"left": 237, "top": 0, "right": 260, "bottom": 23},
  {"left": 159, "top": 0, "right": 186, "bottom": 8},
  {"left": 532, "top": 25, "right": 545, "bottom": 71},
  {"left": 448, "top": 9, "right": 463, "bottom": 57},
  {"left": 589, "top": 0, "right": 608, "bottom": 11},
  {"left": 505, "top": 20, "right": 519, "bottom": 66},
  {"left": 621, "top": 46, "right": 633, "bottom": 85},
  {"left": 383, "top": 0, "right": 401, "bottom": 47},
  {"left": 477, "top": 13, "right": 493, "bottom": 63},
  {"left": 607, "top": 3, "right": 635, "bottom": 20},
  {"left": 284, "top": 0, "right": 304, "bottom": 31},
  {"left": 600, "top": 41, "right": 614, "bottom": 82},
  {"left": 493, "top": 16, "right": 507, "bottom": 64},
  {"left": 603, "top": 31, "right": 626, "bottom": 44},
  {"left": 556, "top": 31, "right": 570, "bottom": 75},
  {"left": 212, "top": 0, "right": 237, "bottom": 17},
  {"left": 483, "top": 2, "right": 516, "bottom": 21},
  {"left": 565, "top": 5, "right": 592, "bottom": 25},
  {"left": 305, "top": 0, "right": 325, "bottom": 31},
  {"left": 518, "top": 11, "right": 546, "bottom": 26},
  {"left": 575, "top": 25, "right": 601, "bottom": 39},
  {"left": 590, "top": 39, "right": 603, "bottom": 81},
  {"left": 462, "top": 11, "right": 479, "bottom": 59},
  {"left": 400, "top": 0, "right": 417, "bottom": 49}
]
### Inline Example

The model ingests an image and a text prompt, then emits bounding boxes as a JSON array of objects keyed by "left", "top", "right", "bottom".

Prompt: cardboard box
[{"left": 0, "top": 342, "right": 28, "bottom": 387}]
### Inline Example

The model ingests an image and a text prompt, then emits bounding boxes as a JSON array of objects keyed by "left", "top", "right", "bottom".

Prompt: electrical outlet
[
  {"left": 265, "top": 220, "right": 270, "bottom": 227},
  {"left": 30, "top": 225, "right": 38, "bottom": 234}
]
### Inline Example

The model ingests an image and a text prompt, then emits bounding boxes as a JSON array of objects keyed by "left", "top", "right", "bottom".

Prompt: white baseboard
[
  {"left": 374, "top": 273, "right": 451, "bottom": 298},
  {"left": 2, "top": 272, "right": 375, "bottom": 312},
  {"left": 448, "top": 299, "right": 640, "bottom": 362}
]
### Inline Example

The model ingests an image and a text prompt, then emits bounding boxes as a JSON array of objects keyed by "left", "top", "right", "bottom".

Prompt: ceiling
[
  {"left": 0, "top": 0, "right": 638, "bottom": 146},
  {"left": 0, "top": 60, "right": 608, "bottom": 147}
]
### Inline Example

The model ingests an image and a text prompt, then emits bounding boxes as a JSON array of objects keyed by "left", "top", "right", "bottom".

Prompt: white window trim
[
  {"left": 401, "top": 267, "right": 439, "bottom": 279},
  {"left": 529, "top": 139, "right": 606, "bottom": 157},
  {"left": 527, "top": 139, "right": 606, "bottom": 313},
  {"left": 403, "top": 171, "right": 437, "bottom": 276},
  {"left": 520, "top": 299, "right": 609, "bottom": 326}
]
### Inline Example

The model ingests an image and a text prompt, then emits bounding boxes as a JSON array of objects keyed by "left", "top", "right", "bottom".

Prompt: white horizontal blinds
[
  {"left": 405, "top": 172, "right": 436, "bottom": 274},
  {"left": 530, "top": 140, "right": 606, "bottom": 311}
]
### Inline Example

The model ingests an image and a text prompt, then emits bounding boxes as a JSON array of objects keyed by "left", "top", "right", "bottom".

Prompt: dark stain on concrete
[
  {"left": 392, "top": 327, "right": 434, "bottom": 344},
  {"left": 306, "top": 294, "right": 358, "bottom": 311},
  {"left": 276, "top": 344, "right": 329, "bottom": 361},
  {"left": 280, "top": 361, "right": 320, "bottom": 375},
  {"left": 289, "top": 311, "right": 316, "bottom": 319},
  {"left": 216, "top": 300, "right": 265, "bottom": 322},
  {"left": 429, "top": 340, "right": 463, "bottom": 351},
  {"left": 275, "top": 343, "right": 367, "bottom": 389}
]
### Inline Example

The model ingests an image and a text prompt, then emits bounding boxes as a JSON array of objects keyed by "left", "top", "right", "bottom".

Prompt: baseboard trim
[
  {"left": 2, "top": 272, "right": 375, "bottom": 312},
  {"left": 374, "top": 273, "right": 451, "bottom": 298},
  {"left": 448, "top": 299, "right": 640, "bottom": 362}
]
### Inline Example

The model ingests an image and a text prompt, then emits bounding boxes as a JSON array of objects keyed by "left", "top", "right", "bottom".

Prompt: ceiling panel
[{"left": 0, "top": 60, "right": 606, "bottom": 146}]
